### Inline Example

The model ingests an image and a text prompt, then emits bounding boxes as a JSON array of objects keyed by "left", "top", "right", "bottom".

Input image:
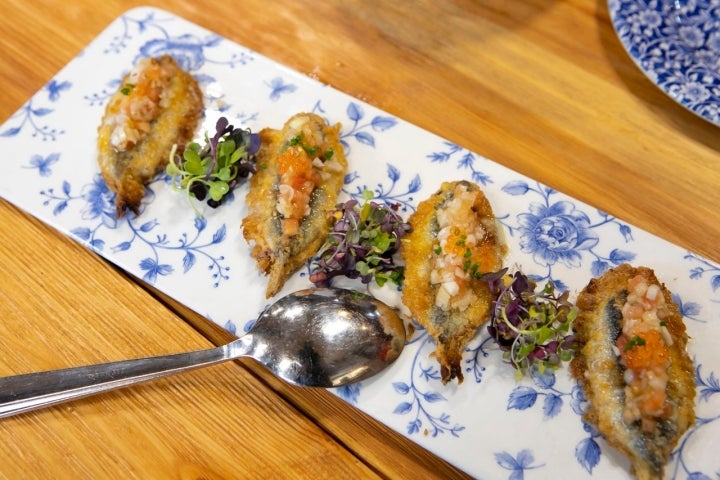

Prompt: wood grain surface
[
  {"left": 0, "top": 204, "right": 382, "bottom": 479},
  {"left": 1, "top": 0, "right": 718, "bottom": 478}
]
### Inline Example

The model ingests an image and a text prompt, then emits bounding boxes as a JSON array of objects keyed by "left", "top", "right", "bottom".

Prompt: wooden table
[{"left": 0, "top": 0, "right": 717, "bottom": 478}]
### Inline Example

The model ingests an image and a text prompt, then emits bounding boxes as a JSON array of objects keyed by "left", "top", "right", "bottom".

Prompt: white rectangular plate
[{"left": 1, "top": 7, "right": 718, "bottom": 479}]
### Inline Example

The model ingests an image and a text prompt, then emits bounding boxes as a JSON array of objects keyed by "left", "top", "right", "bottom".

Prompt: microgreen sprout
[
  {"left": 625, "top": 335, "right": 646, "bottom": 351},
  {"left": 166, "top": 116, "right": 260, "bottom": 216},
  {"left": 309, "top": 190, "right": 412, "bottom": 288},
  {"left": 486, "top": 270, "right": 578, "bottom": 379},
  {"left": 288, "top": 133, "right": 333, "bottom": 160}
]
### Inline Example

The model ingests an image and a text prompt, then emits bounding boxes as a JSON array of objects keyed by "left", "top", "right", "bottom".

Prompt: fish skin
[
  {"left": 96, "top": 55, "right": 203, "bottom": 217},
  {"left": 570, "top": 264, "right": 696, "bottom": 480},
  {"left": 241, "top": 113, "right": 348, "bottom": 298},
  {"left": 401, "top": 180, "right": 506, "bottom": 384}
]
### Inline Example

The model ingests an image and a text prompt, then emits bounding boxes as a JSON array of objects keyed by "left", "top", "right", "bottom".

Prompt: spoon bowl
[
  {"left": 0, "top": 288, "right": 406, "bottom": 418},
  {"left": 246, "top": 288, "right": 406, "bottom": 387}
]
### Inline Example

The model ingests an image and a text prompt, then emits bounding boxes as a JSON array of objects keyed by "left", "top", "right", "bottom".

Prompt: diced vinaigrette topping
[
  {"left": 430, "top": 187, "right": 488, "bottom": 311},
  {"left": 104, "top": 58, "right": 173, "bottom": 152},
  {"left": 276, "top": 145, "right": 320, "bottom": 236},
  {"left": 616, "top": 275, "right": 673, "bottom": 432}
]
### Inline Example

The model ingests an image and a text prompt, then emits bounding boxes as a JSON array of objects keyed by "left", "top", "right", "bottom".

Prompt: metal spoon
[{"left": 0, "top": 288, "right": 406, "bottom": 419}]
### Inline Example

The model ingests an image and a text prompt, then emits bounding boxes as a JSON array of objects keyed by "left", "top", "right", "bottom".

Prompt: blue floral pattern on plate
[
  {"left": 0, "top": 7, "right": 718, "bottom": 479},
  {"left": 609, "top": 0, "right": 720, "bottom": 125}
]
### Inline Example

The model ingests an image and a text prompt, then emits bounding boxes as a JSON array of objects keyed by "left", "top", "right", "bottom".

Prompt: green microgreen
[
  {"left": 166, "top": 117, "right": 260, "bottom": 216},
  {"left": 309, "top": 190, "right": 412, "bottom": 288},
  {"left": 287, "top": 133, "right": 330, "bottom": 160},
  {"left": 486, "top": 270, "right": 578, "bottom": 380},
  {"left": 625, "top": 335, "right": 647, "bottom": 351},
  {"left": 120, "top": 83, "right": 135, "bottom": 95}
]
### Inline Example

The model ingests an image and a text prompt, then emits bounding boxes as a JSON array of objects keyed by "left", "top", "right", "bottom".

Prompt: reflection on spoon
[{"left": 0, "top": 288, "right": 406, "bottom": 418}]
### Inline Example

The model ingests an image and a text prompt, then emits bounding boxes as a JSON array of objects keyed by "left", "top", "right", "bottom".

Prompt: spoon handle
[{"left": 0, "top": 343, "right": 237, "bottom": 418}]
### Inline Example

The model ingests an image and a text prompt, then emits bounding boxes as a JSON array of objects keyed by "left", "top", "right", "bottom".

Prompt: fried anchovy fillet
[
  {"left": 241, "top": 113, "right": 348, "bottom": 298},
  {"left": 97, "top": 54, "right": 203, "bottom": 216},
  {"left": 570, "top": 264, "right": 695, "bottom": 480},
  {"left": 401, "top": 180, "right": 506, "bottom": 383}
]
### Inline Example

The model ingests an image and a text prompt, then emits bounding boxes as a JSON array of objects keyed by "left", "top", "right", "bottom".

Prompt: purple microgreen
[
  {"left": 166, "top": 116, "right": 260, "bottom": 216},
  {"left": 309, "top": 190, "right": 411, "bottom": 288},
  {"left": 486, "top": 269, "right": 578, "bottom": 379}
]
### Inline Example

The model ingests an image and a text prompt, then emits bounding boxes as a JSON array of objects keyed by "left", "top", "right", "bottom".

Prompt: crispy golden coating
[
  {"left": 97, "top": 55, "right": 203, "bottom": 216},
  {"left": 241, "top": 112, "right": 348, "bottom": 298},
  {"left": 401, "top": 180, "right": 505, "bottom": 383},
  {"left": 570, "top": 264, "right": 695, "bottom": 480}
]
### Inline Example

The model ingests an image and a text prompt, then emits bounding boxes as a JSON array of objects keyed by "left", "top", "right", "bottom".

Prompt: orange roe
[
  {"left": 622, "top": 330, "right": 669, "bottom": 371},
  {"left": 443, "top": 226, "right": 469, "bottom": 257},
  {"left": 278, "top": 146, "right": 314, "bottom": 179}
]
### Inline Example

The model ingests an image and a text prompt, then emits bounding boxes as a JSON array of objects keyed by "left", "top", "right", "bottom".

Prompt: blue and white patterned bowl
[{"left": 609, "top": 0, "right": 720, "bottom": 125}]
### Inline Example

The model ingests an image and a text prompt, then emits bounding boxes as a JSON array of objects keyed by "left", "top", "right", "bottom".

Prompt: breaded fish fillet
[
  {"left": 97, "top": 55, "right": 203, "bottom": 216},
  {"left": 570, "top": 264, "right": 695, "bottom": 479},
  {"left": 401, "top": 180, "right": 506, "bottom": 383},
  {"left": 241, "top": 113, "right": 348, "bottom": 298}
]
